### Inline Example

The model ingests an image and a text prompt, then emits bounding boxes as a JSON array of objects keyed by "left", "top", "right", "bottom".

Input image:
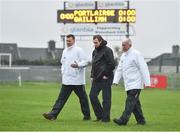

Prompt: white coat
[
  {"left": 61, "top": 44, "right": 88, "bottom": 85},
  {"left": 113, "top": 47, "right": 151, "bottom": 91}
]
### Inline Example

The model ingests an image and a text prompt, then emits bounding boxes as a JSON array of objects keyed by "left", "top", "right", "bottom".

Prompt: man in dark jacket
[{"left": 89, "top": 35, "right": 115, "bottom": 122}]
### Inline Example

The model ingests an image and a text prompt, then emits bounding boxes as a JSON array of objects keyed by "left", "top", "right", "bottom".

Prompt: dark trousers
[
  {"left": 89, "top": 78, "right": 112, "bottom": 121},
  {"left": 120, "top": 89, "right": 145, "bottom": 123},
  {"left": 50, "top": 85, "right": 90, "bottom": 118}
]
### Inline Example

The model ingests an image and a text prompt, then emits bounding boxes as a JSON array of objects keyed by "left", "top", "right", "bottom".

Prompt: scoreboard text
[{"left": 57, "top": 9, "right": 136, "bottom": 23}]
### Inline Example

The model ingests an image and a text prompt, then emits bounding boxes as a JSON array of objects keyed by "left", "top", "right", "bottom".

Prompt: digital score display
[{"left": 57, "top": 9, "right": 136, "bottom": 23}]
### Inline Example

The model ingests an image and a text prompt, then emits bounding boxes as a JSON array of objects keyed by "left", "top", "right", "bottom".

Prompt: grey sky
[{"left": 0, "top": 0, "right": 179, "bottom": 60}]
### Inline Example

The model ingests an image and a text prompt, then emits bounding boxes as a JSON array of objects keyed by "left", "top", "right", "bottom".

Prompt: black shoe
[
  {"left": 43, "top": 113, "right": 56, "bottom": 121},
  {"left": 113, "top": 118, "right": 127, "bottom": 126},
  {"left": 137, "top": 121, "right": 146, "bottom": 125},
  {"left": 93, "top": 117, "right": 102, "bottom": 122},
  {"left": 83, "top": 116, "right": 91, "bottom": 121},
  {"left": 101, "top": 119, "right": 110, "bottom": 123}
]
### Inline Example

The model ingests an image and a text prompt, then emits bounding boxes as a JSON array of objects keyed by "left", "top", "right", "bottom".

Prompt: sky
[{"left": 0, "top": 0, "right": 180, "bottom": 60}]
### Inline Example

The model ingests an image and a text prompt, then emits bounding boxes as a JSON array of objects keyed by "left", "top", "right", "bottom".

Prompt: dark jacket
[{"left": 91, "top": 40, "right": 115, "bottom": 81}]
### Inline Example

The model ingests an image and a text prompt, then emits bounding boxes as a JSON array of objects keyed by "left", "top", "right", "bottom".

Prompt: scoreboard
[{"left": 57, "top": 9, "right": 136, "bottom": 23}]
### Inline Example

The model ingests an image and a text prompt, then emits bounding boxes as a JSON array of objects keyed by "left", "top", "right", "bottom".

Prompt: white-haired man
[{"left": 113, "top": 38, "right": 151, "bottom": 125}]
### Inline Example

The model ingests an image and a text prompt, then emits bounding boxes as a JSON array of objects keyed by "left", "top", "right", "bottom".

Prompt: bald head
[{"left": 122, "top": 38, "right": 132, "bottom": 52}]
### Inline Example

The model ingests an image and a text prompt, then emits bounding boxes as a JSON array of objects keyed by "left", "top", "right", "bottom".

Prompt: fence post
[
  {"left": 176, "top": 57, "right": 179, "bottom": 73},
  {"left": 159, "top": 56, "right": 163, "bottom": 72}
]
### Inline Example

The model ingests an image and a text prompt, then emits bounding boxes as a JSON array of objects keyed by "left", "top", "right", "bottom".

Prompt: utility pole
[
  {"left": 126, "top": 0, "right": 130, "bottom": 38},
  {"left": 61, "top": 2, "right": 67, "bottom": 49}
]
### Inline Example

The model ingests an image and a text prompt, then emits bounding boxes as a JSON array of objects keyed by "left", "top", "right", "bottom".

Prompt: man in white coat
[
  {"left": 113, "top": 38, "right": 151, "bottom": 125},
  {"left": 43, "top": 34, "right": 90, "bottom": 121}
]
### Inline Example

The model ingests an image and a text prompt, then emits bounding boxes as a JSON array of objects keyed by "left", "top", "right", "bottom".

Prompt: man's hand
[
  {"left": 103, "top": 76, "right": 108, "bottom": 80},
  {"left": 113, "top": 83, "right": 118, "bottom": 86},
  {"left": 71, "top": 61, "right": 79, "bottom": 68},
  {"left": 90, "top": 78, "right": 93, "bottom": 84}
]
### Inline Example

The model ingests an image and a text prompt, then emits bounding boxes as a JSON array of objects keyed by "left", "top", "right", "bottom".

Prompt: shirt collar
[
  {"left": 124, "top": 47, "right": 133, "bottom": 55},
  {"left": 67, "top": 44, "right": 75, "bottom": 50}
]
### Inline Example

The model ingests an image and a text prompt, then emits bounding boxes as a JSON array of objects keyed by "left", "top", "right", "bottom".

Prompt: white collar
[
  {"left": 124, "top": 47, "right": 133, "bottom": 55},
  {"left": 67, "top": 44, "right": 75, "bottom": 50}
]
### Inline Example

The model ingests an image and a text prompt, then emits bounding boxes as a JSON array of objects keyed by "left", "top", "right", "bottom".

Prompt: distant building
[
  {"left": 18, "top": 47, "right": 63, "bottom": 61},
  {"left": 148, "top": 45, "right": 180, "bottom": 66},
  {"left": 0, "top": 43, "right": 19, "bottom": 62},
  {"left": 0, "top": 42, "right": 63, "bottom": 64}
]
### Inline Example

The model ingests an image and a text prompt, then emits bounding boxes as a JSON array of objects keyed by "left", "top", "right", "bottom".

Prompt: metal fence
[{"left": 0, "top": 65, "right": 180, "bottom": 90}]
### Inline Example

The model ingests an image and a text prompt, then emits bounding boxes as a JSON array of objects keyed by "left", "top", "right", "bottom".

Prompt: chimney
[
  {"left": 47, "top": 40, "right": 56, "bottom": 60},
  {"left": 172, "top": 45, "right": 179, "bottom": 57},
  {"left": 48, "top": 40, "right": 56, "bottom": 52}
]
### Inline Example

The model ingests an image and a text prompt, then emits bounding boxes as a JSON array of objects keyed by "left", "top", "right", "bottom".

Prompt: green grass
[{"left": 0, "top": 82, "right": 180, "bottom": 131}]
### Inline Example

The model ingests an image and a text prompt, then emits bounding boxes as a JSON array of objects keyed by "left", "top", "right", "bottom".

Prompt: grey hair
[{"left": 122, "top": 38, "right": 132, "bottom": 45}]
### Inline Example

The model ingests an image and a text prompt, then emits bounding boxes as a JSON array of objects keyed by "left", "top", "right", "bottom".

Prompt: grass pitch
[{"left": 0, "top": 82, "right": 180, "bottom": 131}]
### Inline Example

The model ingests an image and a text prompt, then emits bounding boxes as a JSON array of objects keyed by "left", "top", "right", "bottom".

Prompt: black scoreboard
[{"left": 57, "top": 9, "right": 136, "bottom": 23}]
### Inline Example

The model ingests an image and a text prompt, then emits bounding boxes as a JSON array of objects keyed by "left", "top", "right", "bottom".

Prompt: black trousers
[
  {"left": 50, "top": 85, "right": 90, "bottom": 118},
  {"left": 89, "top": 78, "right": 113, "bottom": 121},
  {"left": 120, "top": 89, "right": 145, "bottom": 123}
]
